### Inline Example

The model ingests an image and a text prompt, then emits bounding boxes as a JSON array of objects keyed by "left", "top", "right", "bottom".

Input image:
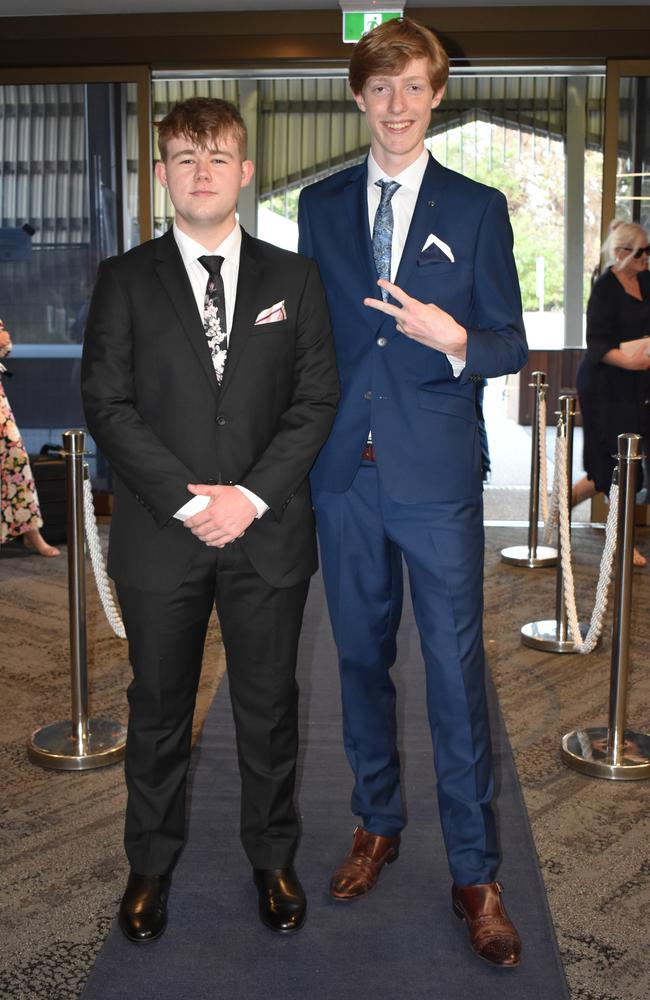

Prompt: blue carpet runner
[{"left": 82, "top": 574, "right": 569, "bottom": 1000}]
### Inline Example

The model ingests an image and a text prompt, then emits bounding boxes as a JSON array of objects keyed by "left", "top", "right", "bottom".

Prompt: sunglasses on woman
[{"left": 621, "top": 245, "right": 650, "bottom": 259}]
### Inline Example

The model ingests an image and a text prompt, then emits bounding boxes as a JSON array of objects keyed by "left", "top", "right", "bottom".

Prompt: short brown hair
[
  {"left": 156, "top": 97, "right": 248, "bottom": 161},
  {"left": 348, "top": 17, "right": 449, "bottom": 96}
]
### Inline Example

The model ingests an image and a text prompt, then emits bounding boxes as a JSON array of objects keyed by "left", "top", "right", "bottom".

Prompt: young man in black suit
[{"left": 81, "top": 98, "right": 339, "bottom": 942}]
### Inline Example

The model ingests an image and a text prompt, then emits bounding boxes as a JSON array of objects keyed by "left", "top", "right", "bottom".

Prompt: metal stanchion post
[
  {"left": 521, "top": 394, "right": 587, "bottom": 652},
  {"left": 561, "top": 433, "right": 650, "bottom": 779},
  {"left": 501, "top": 371, "right": 557, "bottom": 567},
  {"left": 27, "top": 429, "right": 127, "bottom": 770}
]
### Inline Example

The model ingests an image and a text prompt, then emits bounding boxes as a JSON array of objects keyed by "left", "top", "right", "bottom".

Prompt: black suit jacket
[{"left": 81, "top": 228, "right": 339, "bottom": 593}]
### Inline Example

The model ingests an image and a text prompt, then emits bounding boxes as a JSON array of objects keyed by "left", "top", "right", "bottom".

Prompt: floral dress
[{"left": 0, "top": 341, "right": 43, "bottom": 543}]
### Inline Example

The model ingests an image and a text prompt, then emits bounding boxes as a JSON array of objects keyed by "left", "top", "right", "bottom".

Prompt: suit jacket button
[
  {"left": 364, "top": 391, "right": 372, "bottom": 400},
  {"left": 216, "top": 415, "right": 227, "bottom": 426},
  {"left": 376, "top": 337, "right": 387, "bottom": 347}
]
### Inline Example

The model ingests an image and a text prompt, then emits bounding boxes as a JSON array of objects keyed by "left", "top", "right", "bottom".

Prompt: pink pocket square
[{"left": 254, "top": 301, "right": 287, "bottom": 325}]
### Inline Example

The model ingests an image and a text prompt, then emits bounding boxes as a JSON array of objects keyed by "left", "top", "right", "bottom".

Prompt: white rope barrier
[
  {"left": 553, "top": 433, "right": 619, "bottom": 654},
  {"left": 544, "top": 430, "right": 561, "bottom": 546},
  {"left": 82, "top": 476, "right": 126, "bottom": 639},
  {"left": 581, "top": 484, "right": 619, "bottom": 653},
  {"left": 538, "top": 391, "right": 550, "bottom": 525}
]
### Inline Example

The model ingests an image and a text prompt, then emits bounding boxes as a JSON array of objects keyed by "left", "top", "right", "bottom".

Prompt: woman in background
[
  {"left": 0, "top": 318, "right": 60, "bottom": 556},
  {"left": 574, "top": 220, "right": 650, "bottom": 566}
]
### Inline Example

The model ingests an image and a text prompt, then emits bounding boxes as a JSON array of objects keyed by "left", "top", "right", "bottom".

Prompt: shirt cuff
[
  {"left": 174, "top": 494, "right": 210, "bottom": 521},
  {"left": 173, "top": 486, "right": 268, "bottom": 521},
  {"left": 235, "top": 484, "right": 268, "bottom": 519},
  {"left": 446, "top": 354, "right": 466, "bottom": 378}
]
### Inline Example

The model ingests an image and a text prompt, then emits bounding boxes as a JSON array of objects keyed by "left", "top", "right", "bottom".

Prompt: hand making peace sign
[{"left": 364, "top": 278, "right": 468, "bottom": 360}]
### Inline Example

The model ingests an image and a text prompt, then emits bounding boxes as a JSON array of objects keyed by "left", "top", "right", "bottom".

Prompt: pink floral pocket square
[{"left": 254, "top": 301, "right": 287, "bottom": 325}]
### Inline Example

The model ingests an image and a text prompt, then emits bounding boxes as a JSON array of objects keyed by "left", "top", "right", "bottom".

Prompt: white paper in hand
[{"left": 620, "top": 337, "right": 650, "bottom": 357}]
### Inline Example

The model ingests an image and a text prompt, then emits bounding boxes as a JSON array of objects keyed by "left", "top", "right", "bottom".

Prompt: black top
[
  {"left": 576, "top": 266, "right": 650, "bottom": 494},
  {"left": 585, "top": 267, "right": 650, "bottom": 364}
]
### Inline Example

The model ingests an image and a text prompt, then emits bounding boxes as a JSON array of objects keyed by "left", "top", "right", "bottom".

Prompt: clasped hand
[
  {"left": 364, "top": 279, "right": 467, "bottom": 358},
  {"left": 183, "top": 484, "right": 256, "bottom": 548}
]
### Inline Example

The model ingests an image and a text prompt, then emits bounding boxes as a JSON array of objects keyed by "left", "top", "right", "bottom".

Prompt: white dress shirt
[
  {"left": 171, "top": 222, "right": 269, "bottom": 522},
  {"left": 173, "top": 221, "right": 241, "bottom": 336},
  {"left": 366, "top": 149, "right": 465, "bottom": 378}
]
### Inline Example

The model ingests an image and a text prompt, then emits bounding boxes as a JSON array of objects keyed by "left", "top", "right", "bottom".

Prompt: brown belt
[{"left": 361, "top": 442, "right": 376, "bottom": 462}]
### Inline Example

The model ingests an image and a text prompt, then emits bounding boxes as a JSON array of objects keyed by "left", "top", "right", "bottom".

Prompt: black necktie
[{"left": 198, "top": 255, "right": 227, "bottom": 383}]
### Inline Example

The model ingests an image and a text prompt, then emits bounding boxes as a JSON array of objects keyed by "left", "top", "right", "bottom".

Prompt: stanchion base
[
  {"left": 501, "top": 545, "right": 557, "bottom": 568},
  {"left": 27, "top": 718, "right": 127, "bottom": 771},
  {"left": 561, "top": 726, "right": 650, "bottom": 780},
  {"left": 521, "top": 619, "right": 588, "bottom": 653}
]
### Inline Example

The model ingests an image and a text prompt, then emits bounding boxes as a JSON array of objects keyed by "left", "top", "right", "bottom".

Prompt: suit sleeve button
[
  {"left": 376, "top": 337, "right": 387, "bottom": 347},
  {"left": 216, "top": 416, "right": 227, "bottom": 426},
  {"left": 364, "top": 391, "right": 372, "bottom": 400}
]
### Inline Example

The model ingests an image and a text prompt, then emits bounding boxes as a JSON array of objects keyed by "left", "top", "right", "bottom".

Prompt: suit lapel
[
  {"left": 343, "top": 162, "right": 398, "bottom": 337},
  {"left": 154, "top": 229, "right": 219, "bottom": 399},
  {"left": 218, "top": 229, "right": 260, "bottom": 398},
  {"left": 394, "top": 153, "right": 449, "bottom": 292},
  {"left": 343, "top": 164, "right": 379, "bottom": 299}
]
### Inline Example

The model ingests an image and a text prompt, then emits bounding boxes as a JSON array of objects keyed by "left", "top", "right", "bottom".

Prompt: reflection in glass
[
  {"left": 616, "top": 76, "right": 650, "bottom": 229},
  {"left": 0, "top": 81, "right": 140, "bottom": 346}
]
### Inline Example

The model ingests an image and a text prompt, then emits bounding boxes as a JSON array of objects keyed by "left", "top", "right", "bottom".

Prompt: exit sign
[{"left": 342, "top": 10, "right": 403, "bottom": 43}]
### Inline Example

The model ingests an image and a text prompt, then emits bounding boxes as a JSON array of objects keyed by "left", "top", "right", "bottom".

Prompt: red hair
[{"left": 348, "top": 17, "right": 449, "bottom": 95}]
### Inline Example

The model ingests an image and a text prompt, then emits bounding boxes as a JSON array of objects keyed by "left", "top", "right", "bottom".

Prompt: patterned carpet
[
  {"left": 484, "top": 523, "right": 650, "bottom": 1000},
  {"left": 1, "top": 520, "right": 649, "bottom": 1000},
  {"left": 0, "top": 535, "right": 223, "bottom": 1000}
]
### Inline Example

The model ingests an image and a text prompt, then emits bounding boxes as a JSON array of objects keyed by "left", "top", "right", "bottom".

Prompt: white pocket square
[
  {"left": 254, "top": 301, "right": 287, "bottom": 325},
  {"left": 421, "top": 233, "right": 455, "bottom": 262}
]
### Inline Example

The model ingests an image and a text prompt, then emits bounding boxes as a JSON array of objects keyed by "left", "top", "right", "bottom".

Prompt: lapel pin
[{"left": 428, "top": 200, "right": 436, "bottom": 207}]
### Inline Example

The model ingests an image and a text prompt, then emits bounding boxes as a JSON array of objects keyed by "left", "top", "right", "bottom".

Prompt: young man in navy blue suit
[{"left": 298, "top": 19, "right": 528, "bottom": 966}]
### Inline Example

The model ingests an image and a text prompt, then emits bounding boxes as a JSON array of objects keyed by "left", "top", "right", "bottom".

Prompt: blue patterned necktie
[
  {"left": 198, "top": 255, "right": 227, "bottom": 383},
  {"left": 372, "top": 179, "right": 401, "bottom": 301}
]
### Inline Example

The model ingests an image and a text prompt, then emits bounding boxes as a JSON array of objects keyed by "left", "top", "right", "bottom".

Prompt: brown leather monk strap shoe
[
  {"left": 452, "top": 881, "right": 522, "bottom": 967},
  {"left": 329, "top": 826, "right": 400, "bottom": 900}
]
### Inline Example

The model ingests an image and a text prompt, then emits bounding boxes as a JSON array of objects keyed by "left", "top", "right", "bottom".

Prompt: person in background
[
  {"left": 574, "top": 220, "right": 650, "bottom": 566},
  {"left": 298, "top": 17, "right": 527, "bottom": 968},
  {"left": 0, "top": 319, "right": 60, "bottom": 557}
]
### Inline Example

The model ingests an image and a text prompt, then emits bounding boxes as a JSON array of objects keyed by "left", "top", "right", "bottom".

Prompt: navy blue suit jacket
[{"left": 298, "top": 153, "right": 528, "bottom": 504}]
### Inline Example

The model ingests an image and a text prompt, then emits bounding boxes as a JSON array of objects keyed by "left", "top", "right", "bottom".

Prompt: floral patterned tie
[
  {"left": 372, "top": 180, "right": 401, "bottom": 301},
  {"left": 198, "top": 255, "right": 227, "bottom": 383}
]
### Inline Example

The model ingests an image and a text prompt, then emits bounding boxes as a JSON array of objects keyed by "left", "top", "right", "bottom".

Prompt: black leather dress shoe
[
  {"left": 253, "top": 867, "right": 306, "bottom": 934},
  {"left": 118, "top": 871, "right": 171, "bottom": 943}
]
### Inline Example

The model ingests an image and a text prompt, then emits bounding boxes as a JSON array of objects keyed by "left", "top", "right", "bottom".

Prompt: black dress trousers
[{"left": 116, "top": 538, "right": 309, "bottom": 876}]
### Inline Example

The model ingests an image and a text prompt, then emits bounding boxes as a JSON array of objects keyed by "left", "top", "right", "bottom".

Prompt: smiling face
[
  {"left": 354, "top": 57, "right": 445, "bottom": 175},
  {"left": 155, "top": 132, "right": 254, "bottom": 246}
]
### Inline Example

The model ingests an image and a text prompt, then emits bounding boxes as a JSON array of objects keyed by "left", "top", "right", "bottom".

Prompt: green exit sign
[{"left": 342, "top": 10, "right": 403, "bottom": 43}]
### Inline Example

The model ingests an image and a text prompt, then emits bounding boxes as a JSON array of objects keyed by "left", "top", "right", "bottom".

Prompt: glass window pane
[
  {"left": 0, "top": 76, "right": 142, "bottom": 487},
  {"left": 616, "top": 75, "right": 650, "bottom": 228},
  {"left": 0, "top": 80, "right": 140, "bottom": 347}
]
